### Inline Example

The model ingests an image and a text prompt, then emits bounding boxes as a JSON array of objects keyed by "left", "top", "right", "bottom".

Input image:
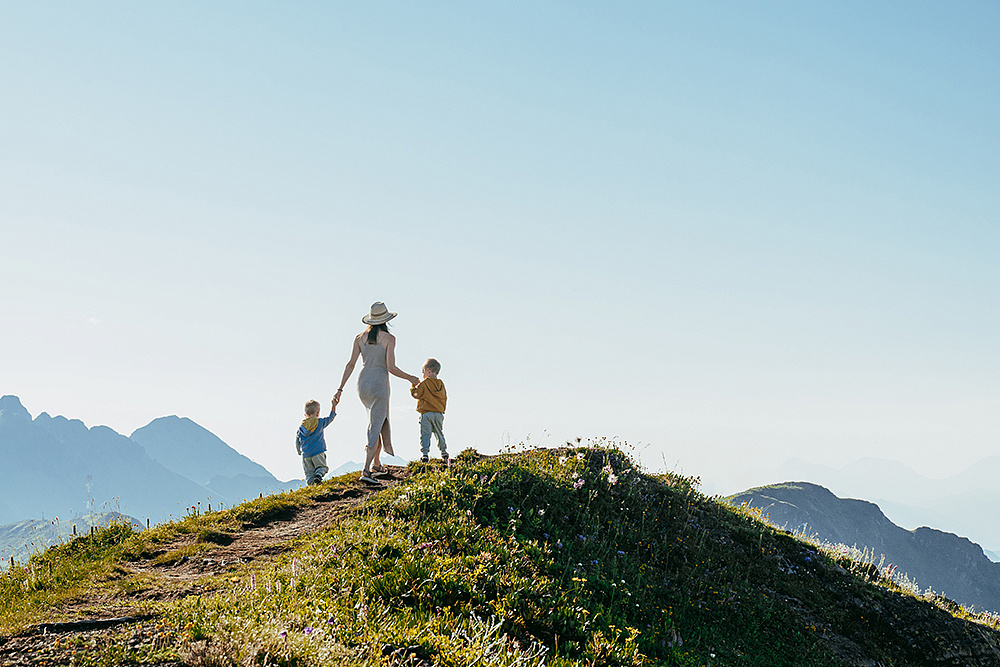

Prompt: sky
[{"left": 2, "top": 2, "right": 998, "bottom": 493}]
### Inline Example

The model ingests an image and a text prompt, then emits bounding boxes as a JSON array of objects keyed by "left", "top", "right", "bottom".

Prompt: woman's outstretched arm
[
  {"left": 336, "top": 336, "right": 362, "bottom": 397},
  {"left": 384, "top": 334, "right": 420, "bottom": 385}
]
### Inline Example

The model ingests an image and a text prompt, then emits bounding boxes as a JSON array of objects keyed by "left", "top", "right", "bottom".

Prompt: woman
[{"left": 337, "top": 302, "right": 420, "bottom": 484}]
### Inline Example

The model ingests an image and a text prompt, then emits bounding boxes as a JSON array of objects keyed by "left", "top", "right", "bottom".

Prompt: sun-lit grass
[
  {"left": 0, "top": 523, "right": 135, "bottom": 633},
  {"left": 4, "top": 447, "right": 998, "bottom": 665},
  {"left": 0, "top": 473, "right": 357, "bottom": 636},
  {"left": 161, "top": 445, "right": 848, "bottom": 666}
]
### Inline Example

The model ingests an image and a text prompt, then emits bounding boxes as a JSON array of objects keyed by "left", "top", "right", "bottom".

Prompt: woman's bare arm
[
  {"left": 384, "top": 334, "right": 420, "bottom": 384},
  {"left": 336, "top": 336, "right": 362, "bottom": 395}
]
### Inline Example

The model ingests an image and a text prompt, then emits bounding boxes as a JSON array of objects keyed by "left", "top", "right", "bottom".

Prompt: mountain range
[
  {"left": 779, "top": 457, "right": 1000, "bottom": 559},
  {"left": 0, "top": 395, "right": 292, "bottom": 529},
  {"left": 728, "top": 481, "right": 1000, "bottom": 614}
]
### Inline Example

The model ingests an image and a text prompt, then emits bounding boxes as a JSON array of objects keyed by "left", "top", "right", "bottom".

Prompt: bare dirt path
[{"left": 0, "top": 467, "right": 410, "bottom": 666}]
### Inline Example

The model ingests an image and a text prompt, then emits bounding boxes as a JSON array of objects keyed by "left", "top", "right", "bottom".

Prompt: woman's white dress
[{"left": 357, "top": 334, "right": 393, "bottom": 455}]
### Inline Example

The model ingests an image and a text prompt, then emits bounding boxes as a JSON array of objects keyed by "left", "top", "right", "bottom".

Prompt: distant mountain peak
[
  {"left": 130, "top": 416, "right": 277, "bottom": 486},
  {"left": 0, "top": 395, "right": 30, "bottom": 423}
]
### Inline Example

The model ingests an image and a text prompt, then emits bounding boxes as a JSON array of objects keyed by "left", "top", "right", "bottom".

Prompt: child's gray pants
[
  {"left": 302, "top": 452, "right": 328, "bottom": 485},
  {"left": 419, "top": 412, "right": 446, "bottom": 455}
]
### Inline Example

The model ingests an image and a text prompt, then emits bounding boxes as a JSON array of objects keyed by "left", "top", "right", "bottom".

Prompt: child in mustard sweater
[{"left": 410, "top": 358, "right": 447, "bottom": 463}]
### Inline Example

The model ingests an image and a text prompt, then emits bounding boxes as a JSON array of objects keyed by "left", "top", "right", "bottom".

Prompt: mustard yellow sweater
[{"left": 411, "top": 378, "right": 447, "bottom": 414}]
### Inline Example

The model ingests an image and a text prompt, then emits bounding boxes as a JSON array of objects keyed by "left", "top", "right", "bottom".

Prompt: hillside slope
[
  {"left": 2, "top": 447, "right": 1000, "bottom": 666},
  {"left": 0, "top": 513, "right": 141, "bottom": 565}
]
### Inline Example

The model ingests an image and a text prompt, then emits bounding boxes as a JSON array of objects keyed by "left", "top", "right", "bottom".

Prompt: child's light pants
[
  {"left": 419, "top": 412, "right": 447, "bottom": 455},
  {"left": 302, "top": 452, "right": 328, "bottom": 485}
]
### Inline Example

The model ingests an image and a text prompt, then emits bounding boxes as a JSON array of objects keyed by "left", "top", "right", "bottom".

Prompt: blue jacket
[{"left": 296, "top": 410, "right": 335, "bottom": 458}]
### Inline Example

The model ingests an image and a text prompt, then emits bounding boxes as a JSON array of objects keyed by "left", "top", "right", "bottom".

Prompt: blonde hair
[
  {"left": 424, "top": 358, "right": 441, "bottom": 374},
  {"left": 304, "top": 400, "right": 321, "bottom": 416}
]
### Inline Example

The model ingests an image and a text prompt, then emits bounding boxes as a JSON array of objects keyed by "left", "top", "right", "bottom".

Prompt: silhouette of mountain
[
  {"left": 728, "top": 482, "right": 1000, "bottom": 614},
  {"left": 778, "top": 457, "right": 1000, "bottom": 557},
  {"left": 0, "top": 395, "right": 216, "bottom": 525},
  {"left": 0, "top": 395, "right": 298, "bottom": 527},
  {"left": 130, "top": 416, "right": 288, "bottom": 503}
]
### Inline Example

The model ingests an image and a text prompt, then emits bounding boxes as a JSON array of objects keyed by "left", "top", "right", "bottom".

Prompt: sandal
[
  {"left": 371, "top": 464, "right": 392, "bottom": 478},
  {"left": 360, "top": 471, "right": 382, "bottom": 485}
]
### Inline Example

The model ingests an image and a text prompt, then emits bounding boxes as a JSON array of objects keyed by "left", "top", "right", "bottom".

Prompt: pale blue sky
[{"left": 2, "top": 2, "right": 998, "bottom": 490}]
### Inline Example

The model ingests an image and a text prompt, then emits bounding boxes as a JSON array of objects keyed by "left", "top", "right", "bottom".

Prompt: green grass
[
  {"left": 0, "top": 477, "right": 351, "bottom": 635},
  {"left": 0, "top": 522, "right": 136, "bottom": 633},
  {"left": 3, "top": 446, "right": 999, "bottom": 665},
  {"left": 164, "top": 447, "right": 849, "bottom": 666}
]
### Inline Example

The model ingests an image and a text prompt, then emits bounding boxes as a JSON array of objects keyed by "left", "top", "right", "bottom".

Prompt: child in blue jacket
[{"left": 296, "top": 398, "right": 337, "bottom": 485}]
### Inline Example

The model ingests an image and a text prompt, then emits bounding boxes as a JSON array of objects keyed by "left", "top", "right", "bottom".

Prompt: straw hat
[{"left": 362, "top": 301, "right": 397, "bottom": 325}]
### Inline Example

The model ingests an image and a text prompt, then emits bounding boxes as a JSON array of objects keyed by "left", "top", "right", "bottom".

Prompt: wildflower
[
  {"left": 328, "top": 617, "right": 335, "bottom": 625},
  {"left": 608, "top": 473, "right": 618, "bottom": 486},
  {"left": 466, "top": 510, "right": 472, "bottom": 517},
  {"left": 573, "top": 479, "right": 585, "bottom": 490},
  {"left": 617, "top": 550, "right": 625, "bottom": 556},
  {"left": 280, "top": 631, "right": 287, "bottom": 639},
  {"left": 304, "top": 627, "right": 313, "bottom": 636},
  {"left": 292, "top": 559, "right": 298, "bottom": 576},
  {"left": 538, "top": 508, "right": 545, "bottom": 516},
  {"left": 558, "top": 456, "right": 567, "bottom": 465},
  {"left": 576, "top": 452, "right": 585, "bottom": 460},
  {"left": 556, "top": 540, "right": 563, "bottom": 549}
]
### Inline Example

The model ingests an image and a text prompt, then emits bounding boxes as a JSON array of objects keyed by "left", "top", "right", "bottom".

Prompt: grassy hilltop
[{"left": 3, "top": 445, "right": 1000, "bottom": 666}]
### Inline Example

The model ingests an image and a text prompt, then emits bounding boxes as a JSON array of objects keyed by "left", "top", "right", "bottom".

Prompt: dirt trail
[{"left": 0, "top": 468, "right": 409, "bottom": 666}]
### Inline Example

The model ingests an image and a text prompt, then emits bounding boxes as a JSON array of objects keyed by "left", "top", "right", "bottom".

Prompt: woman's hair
[{"left": 366, "top": 322, "right": 389, "bottom": 344}]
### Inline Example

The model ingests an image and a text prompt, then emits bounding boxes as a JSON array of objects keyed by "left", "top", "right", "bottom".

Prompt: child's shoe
[{"left": 420, "top": 454, "right": 429, "bottom": 463}]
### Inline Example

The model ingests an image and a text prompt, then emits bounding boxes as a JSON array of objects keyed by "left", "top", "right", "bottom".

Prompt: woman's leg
[
  {"left": 364, "top": 440, "right": 378, "bottom": 473},
  {"left": 373, "top": 435, "right": 384, "bottom": 468},
  {"left": 365, "top": 418, "right": 388, "bottom": 472},
  {"left": 378, "top": 418, "right": 391, "bottom": 460},
  {"left": 374, "top": 418, "right": 391, "bottom": 466}
]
